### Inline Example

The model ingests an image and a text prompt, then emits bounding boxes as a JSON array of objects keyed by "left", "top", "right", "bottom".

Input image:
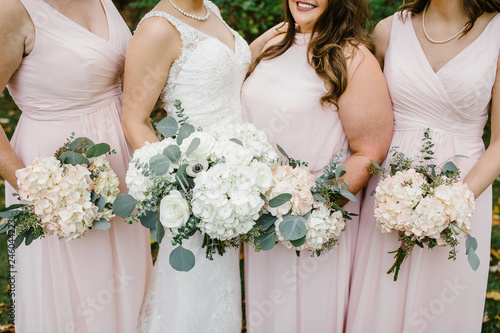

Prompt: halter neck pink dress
[
  {"left": 347, "top": 12, "right": 500, "bottom": 333},
  {"left": 5, "top": 0, "right": 152, "bottom": 331},
  {"left": 242, "top": 33, "right": 360, "bottom": 333}
]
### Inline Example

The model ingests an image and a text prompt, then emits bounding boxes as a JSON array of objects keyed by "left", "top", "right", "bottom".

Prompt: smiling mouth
[{"left": 297, "top": 1, "right": 316, "bottom": 10}]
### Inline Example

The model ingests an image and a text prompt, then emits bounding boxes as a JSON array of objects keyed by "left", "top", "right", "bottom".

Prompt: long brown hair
[
  {"left": 248, "top": 0, "right": 372, "bottom": 107},
  {"left": 400, "top": 0, "right": 500, "bottom": 34}
]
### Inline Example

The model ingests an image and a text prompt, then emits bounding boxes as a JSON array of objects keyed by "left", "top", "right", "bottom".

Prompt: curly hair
[
  {"left": 248, "top": 0, "right": 372, "bottom": 108},
  {"left": 399, "top": 0, "right": 500, "bottom": 34}
]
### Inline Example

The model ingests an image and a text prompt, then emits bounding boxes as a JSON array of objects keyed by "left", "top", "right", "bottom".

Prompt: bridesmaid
[
  {"left": 242, "top": 0, "right": 393, "bottom": 332},
  {"left": 0, "top": 0, "right": 151, "bottom": 331},
  {"left": 347, "top": 1, "right": 500, "bottom": 332}
]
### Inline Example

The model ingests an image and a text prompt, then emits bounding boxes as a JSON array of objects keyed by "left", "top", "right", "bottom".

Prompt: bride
[{"left": 121, "top": 0, "right": 280, "bottom": 331}]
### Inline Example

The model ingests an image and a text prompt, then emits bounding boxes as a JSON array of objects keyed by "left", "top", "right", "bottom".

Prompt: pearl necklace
[
  {"left": 422, "top": 1, "right": 469, "bottom": 44},
  {"left": 168, "top": 0, "right": 209, "bottom": 21}
]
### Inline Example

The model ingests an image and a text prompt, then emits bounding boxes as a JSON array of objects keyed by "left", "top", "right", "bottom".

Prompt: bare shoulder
[
  {"left": 263, "top": 33, "right": 286, "bottom": 51},
  {"left": 0, "top": 0, "right": 33, "bottom": 36},
  {"left": 372, "top": 15, "right": 394, "bottom": 67},
  {"left": 345, "top": 44, "right": 379, "bottom": 73},
  {"left": 134, "top": 14, "right": 181, "bottom": 43}
]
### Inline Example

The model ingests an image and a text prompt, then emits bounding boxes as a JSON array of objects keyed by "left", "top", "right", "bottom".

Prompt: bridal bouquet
[
  {"left": 0, "top": 134, "right": 120, "bottom": 247},
  {"left": 244, "top": 147, "right": 357, "bottom": 256},
  {"left": 370, "top": 129, "right": 479, "bottom": 281},
  {"left": 114, "top": 101, "right": 277, "bottom": 271}
]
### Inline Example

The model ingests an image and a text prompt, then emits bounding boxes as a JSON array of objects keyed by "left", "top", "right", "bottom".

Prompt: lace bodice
[{"left": 138, "top": 1, "right": 251, "bottom": 128}]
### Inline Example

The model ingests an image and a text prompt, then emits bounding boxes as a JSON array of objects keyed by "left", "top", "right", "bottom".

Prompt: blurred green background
[{"left": 0, "top": 0, "right": 499, "bottom": 331}]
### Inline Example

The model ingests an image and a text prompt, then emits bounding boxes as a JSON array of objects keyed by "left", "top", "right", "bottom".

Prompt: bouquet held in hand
[
  {"left": 245, "top": 147, "right": 357, "bottom": 256},
  {"left": 0, "top": 135, "right": 120, "bottom": 247},
  {"left": 371, "top": 129, "right": 478, "bottom": 281},
  {"left": 115, "top": 101, "right": 277, "bottom": 272}
]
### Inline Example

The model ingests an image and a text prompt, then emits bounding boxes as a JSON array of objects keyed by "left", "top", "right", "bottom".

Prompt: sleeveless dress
[
  {"left": 5, "top": 0, "right": 152, "bottom": 332},
  {"left": 241, "top": 33, "right": 360, "bottom": 333},
  {"left": 346, "top": 13, "right": 500, "bottom": 333},
  {"left": 135, "top": 3, "right": 251, "bottom": 332}
]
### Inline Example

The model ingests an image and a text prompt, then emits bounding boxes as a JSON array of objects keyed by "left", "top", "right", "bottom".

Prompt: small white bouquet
[
  {"left": 371, "top": 129, "right": 478, "bottom": 281},
  {"left": 244, "top": 148, "right": 357, "bottom": 256},
  {"left": 114, "top": 101, "right": 276, "bottom": 271},
  {"left": 0, "top": 135, "right": 120, "bottom": 246}
]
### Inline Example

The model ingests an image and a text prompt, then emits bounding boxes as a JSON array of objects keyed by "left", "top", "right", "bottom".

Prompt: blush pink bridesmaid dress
[
  {"left": 346, "top": 12, "right": 500, "bottom": 333},
  {"left": 5, "top": 0, "right": 152, "bottom": 331},
  {"left": 242, "top": 33, "right": 360, "bottom": 333}
]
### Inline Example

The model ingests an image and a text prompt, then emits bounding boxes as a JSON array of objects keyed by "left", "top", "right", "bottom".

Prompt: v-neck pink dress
[
  {"left": 242, "top": 33, "right": 360, "bottom": 333},
  {"left": 5, "top": 0, "right": 152, "bottom": 331},
  {"left": 346, "top": 13, "right": 500, "bottom": 333}
]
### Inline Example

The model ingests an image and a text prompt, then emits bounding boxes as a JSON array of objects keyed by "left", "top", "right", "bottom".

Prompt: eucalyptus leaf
[
  {"left": 14, "top": 234, "right": 25, "bottom": 249},
  {"left": 24, "top": 232, "right": 35, "bottom": 246},
  {"left": 467, "top": 250, "right": 480, "bottom": 271},
  {"left": 290, "top": 235, "right": 306, "bottom": 247},
  {"left": 465, "top": 236, "right": 478, "bottom": 255},
  {"left": 335, "top": 164, "right": 345, "bottom": 181},
  {"left": 0, "top": 204, "right": 24, "bottom": 212},
  {"left": 269, "top": 193, "right": 292, "bottom": 208},
  {"left": 279, "top": 215, "right": 307, "bottom": 241},
  {"left": 229, "top": 138, "right": 243, "bottom": 146},
  {"left": 276, "top": 144, "right": 290, "bottom": 160},
  {"left": 340, "top": 187, "right": 357, "bottom": 202},
  {"left": 95, "top": 195, "right": 106, "bottom": 212},
  {"left": 370, "top": 159, "right": 382, "bottom": 170},
  {"left": 90, "top": 191, "right": 97, "bottom": 203},
  {"left": 112, "top": 194, "right": 137, "bottom": 218},
  {"left": 442, "top": 161, "right": 457, "bottom": 174},
  {"left": 175, "top": 164, "right": 193, "bottom": 190},
  {"left": 59, "top": 152, "right": 90, "bottom": 166},
  {"left": 255, "top": 231, "right": 276, "bottom": 251},
  {"left": 93, "top": 218, "right": 111, "bottom": 230},
  {"left": 149, "top": 154, "right": 171, "bottom": 176},
  {"left": 0, "top": 210, "right": 21, "bottom": 219},
  {"left": 67, "top": 137, "right": 94, "bottom": 150},
  {"left": 140, "top": 211, "right": 160, "bottom": 229},
  {"left": 255, "top": 214, "right": 277, "bottom": 232},
  {"left": 156, "top": 220, "right": 165, "bottom": 244},
  {"left": 85, "top": 143, "right": 111, "bottom": 158},
  {"left": 156, "top": 116, "right": 179, "bottom": 138},
  {"left": 453, "top": 154, "right": 469, "bottom": 159},
  {"left": 185, "top": 138, "right": 201, "bottom": 157},
  {"left": 163, "top": 145, "right": 181, "bottom": 163},
  {"left": 176, "top": 123, "right": 195, "bottom": 145},
  {"left": 169, "top": 245, "right": 196, "bottom": 272},
  {"left": 312, "top": 193, "right": 326, "bottom": 203}
]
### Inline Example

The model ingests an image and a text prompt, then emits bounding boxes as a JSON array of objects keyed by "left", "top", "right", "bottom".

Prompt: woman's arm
[
  {"left": 0, "top": 0, "right": 35, "bottom": 191},
  {"left": 249, "top": 22, "right": 287, "bottom": 61},
  {"left": 371, "top": 16, "right": 393, "bottom": 69},
  {"left": 463, "top": 50, "right": 500, "bottom": 198},
  {"left": 121, "top": 17, "right": 182, "bottom": 150},
  {"left": 337, "top": 45, "right": 394, "bottom": 195}
]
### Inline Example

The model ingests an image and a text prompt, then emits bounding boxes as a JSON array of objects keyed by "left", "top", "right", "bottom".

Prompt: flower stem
[{"left": 387, "top": 246, "right": 407, "bottom": 281}]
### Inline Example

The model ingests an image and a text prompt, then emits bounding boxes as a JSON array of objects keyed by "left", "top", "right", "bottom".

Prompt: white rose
[
  {"left": 251, "top": 161, "right": 273, "bottom": 191},
  {"left": 159, "top": 190, "right": 191, "bottom": 228},
  {"left": 180, "top": 132, "right": 216, "bottom": 161},
  {"left": 214, "top": 141, "right": 253, "bottom": 166}
]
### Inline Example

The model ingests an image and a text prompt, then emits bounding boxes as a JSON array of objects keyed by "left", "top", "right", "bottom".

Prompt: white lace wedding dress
[{"left": 136, "top": 2, "right": 251, "bottom": 333}]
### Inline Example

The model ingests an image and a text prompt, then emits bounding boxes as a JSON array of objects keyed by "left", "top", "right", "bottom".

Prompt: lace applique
[{"left": 137, "top": 2, "right": 251, "bottom": 129}]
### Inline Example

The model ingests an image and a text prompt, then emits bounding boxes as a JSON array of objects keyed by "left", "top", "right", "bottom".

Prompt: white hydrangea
[
  {"left": 275, "top": 203, "right": 346, "bottom": 251},
  {"left": 16, "top": 157, "right": 100, "bottom": 240},
  {"left": 126, "top": 138, "right": 177, "bottom": 201},
  {"left": 191, "top": 162, "right": 268, "bottom": 240},
  {"left": 209, "top": 123, "right": 278, "bottom": 163}
]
